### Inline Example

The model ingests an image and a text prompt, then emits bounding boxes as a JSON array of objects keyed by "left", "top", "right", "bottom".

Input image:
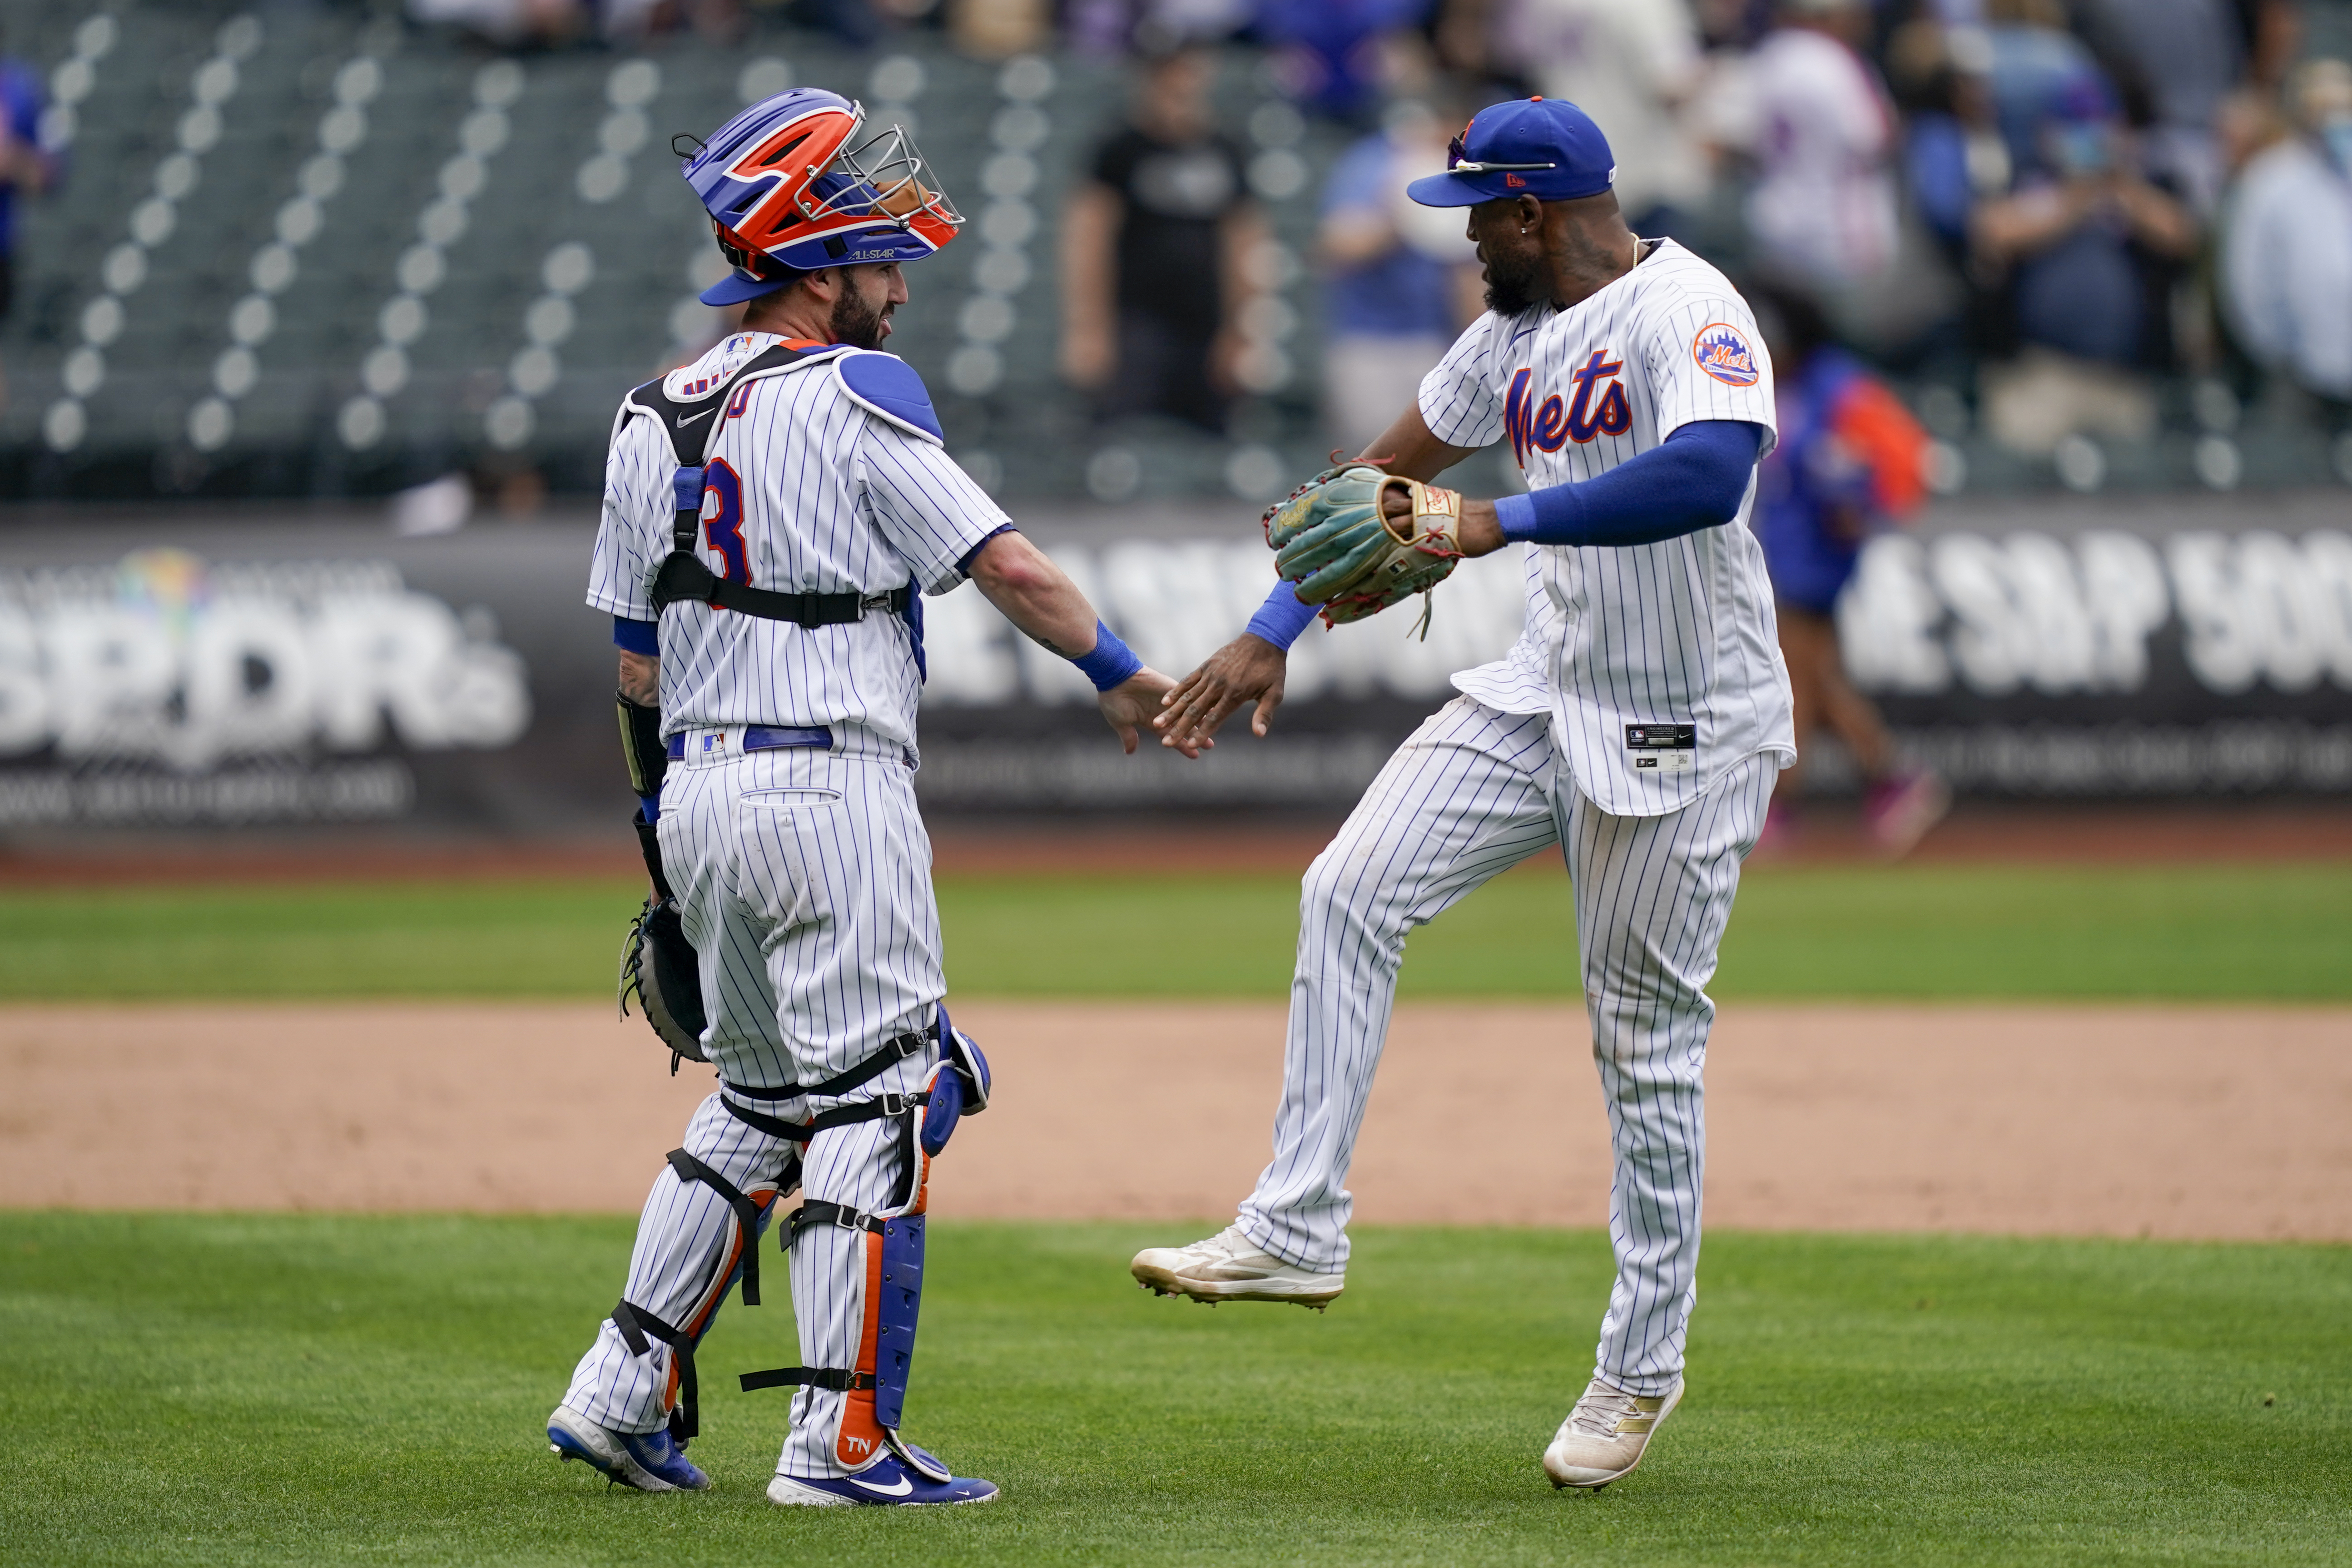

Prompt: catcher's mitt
[
  {"left": 1262, "top": 464, "right": 1464, "bottom": 631},
  {"left": 619, "top": 895, "right": 708, "bottom": 1073}
]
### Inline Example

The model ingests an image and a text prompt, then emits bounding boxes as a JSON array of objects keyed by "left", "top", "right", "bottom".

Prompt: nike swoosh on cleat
[
  {"left": 849, "top": 1474, "right": 914, "bottom": 1497},
  {"left": 675, "top": 407, "right": 717, "bottom": 428}
]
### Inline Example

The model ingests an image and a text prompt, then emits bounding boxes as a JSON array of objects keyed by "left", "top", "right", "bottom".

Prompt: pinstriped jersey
[
  {"left": 586, "top": 331, "right": 1007, "bottom": 750},
  {"left": 1418, "top": 238, "right": 1796, "bottom": 815}
]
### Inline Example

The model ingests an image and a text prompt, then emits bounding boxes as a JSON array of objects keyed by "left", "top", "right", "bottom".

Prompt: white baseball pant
[
  {"left": 1236, "top": 696, "right": 1776, "bottom": 1396},
  {"left": 560, "top": 726, "right": 939, "bottom": 1480}
]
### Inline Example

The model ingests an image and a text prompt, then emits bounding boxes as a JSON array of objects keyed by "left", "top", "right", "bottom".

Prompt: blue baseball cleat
[
  {"left": 765, "top": 1454, "right": 998, "bottom": 1507},
  {"left": 547, "top": 1405, "right": 711, "bottom": 1491}
]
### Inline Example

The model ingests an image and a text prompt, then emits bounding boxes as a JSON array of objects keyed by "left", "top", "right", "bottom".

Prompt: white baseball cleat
[
  {"left": 1543, "top": 1376, "right": 1683, "bottom": 1490},
  {"left": 1130, "top": 1225, "right": 1343, "bottom": 1308}
]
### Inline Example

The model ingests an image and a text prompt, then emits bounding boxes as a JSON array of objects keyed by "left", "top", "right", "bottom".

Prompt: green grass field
[
  {"left": 3, "top": 1213, "right": 2345, "bottom": 1567},
  {"left": 0, "top": 861, "right": 2343, "bottom": 1002}
]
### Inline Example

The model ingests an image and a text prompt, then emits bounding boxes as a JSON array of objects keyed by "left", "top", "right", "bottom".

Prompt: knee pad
[{"left": 916, "top": 1005, "right": 992, "bottom": 1159}]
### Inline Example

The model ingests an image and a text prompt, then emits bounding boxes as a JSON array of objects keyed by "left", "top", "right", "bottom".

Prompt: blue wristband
[
  {"left": 1243, "top": 581, "right": 1321, "bottom": 650},
  {"left": 1071, "top": 620, "right": 1143, "bottom": 691}
]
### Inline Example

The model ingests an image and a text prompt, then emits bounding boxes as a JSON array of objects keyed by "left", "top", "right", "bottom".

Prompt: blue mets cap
[{"left": 1405, "top": 98, "right": 1616, "bottom": 208}]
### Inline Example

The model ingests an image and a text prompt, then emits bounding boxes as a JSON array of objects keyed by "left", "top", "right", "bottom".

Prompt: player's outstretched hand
[
  {"left": 1155, "top": 634, "right": 1287, "bottom": 759},
  {"left": 1097, "top": 667, "right": 1176, "bottom": 754}
]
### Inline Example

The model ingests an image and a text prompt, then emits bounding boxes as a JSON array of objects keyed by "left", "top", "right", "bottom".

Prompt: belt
[{"left": 666, "top": 724, "right": 834, "bottom": 761}]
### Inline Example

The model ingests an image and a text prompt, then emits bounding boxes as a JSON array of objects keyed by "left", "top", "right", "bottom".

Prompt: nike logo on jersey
[
  {"left": 1504, "top": 350, "right": 1631, "bottom": 465},
  {"left": 849, "top": 1472, "right": 914, "bottom": 1497},
  {"left": 675, "top": 407, "right": 718, "bottom": 429}
]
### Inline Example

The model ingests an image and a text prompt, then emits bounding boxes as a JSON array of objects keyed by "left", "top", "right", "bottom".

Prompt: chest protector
[{"left": 623, "top": 342, "right": 920, "bottom": 659}]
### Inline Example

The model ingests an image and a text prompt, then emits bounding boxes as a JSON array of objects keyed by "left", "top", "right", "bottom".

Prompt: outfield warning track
[{"left": 3, "top": 1001, "right": 2345, "bottom": 1241}]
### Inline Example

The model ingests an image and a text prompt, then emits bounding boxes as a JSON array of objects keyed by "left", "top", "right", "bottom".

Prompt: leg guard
[
  {"left": 739, "top": 1127, "right": 949, "bottom": 1480},
  {"left": 608, "top": 1147, "right": 793, "bottom": 1443}
]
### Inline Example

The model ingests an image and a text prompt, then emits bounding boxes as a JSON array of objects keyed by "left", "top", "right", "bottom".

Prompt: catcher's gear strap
[
  {"left": 721, "top": 1089, "right": 928, "bottom": 1144},
  {"left": 737, "top": 1203, "right": 888, "bottom": 1396},
  {"left": 610, "top": 1299, "right": 701, "bottom": 1443},
  {"left": 739, "top": 1366, "right": 876, "bottom": 1393},
  {"left": 721, "top": 1026, "right": 933, "bottom": 1103},
  {"left": 631, "top": 809, "right": 675, "bottom": 906},
  {"left": 789, "top": 1198, "right": 887, "bottom": 1236},
  {"left": 618, "top": 690, "right": 666, "bottom": 801},
  {"left": 666, "top": 1149, "right": 766, "bottom": 1307}
]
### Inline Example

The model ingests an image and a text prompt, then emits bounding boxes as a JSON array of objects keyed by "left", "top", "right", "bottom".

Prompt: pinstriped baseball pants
[
  {"left": 559, "top": 736, "right": 938, "bottom": 1480},
  {"left": 1236, "top": 696, "right": 1776, "bottom": 1397}
]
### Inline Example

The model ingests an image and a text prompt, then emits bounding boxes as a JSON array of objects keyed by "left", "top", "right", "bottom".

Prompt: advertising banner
[{"left": 0, "top": 497, "right": 2343, "bottom": 836}]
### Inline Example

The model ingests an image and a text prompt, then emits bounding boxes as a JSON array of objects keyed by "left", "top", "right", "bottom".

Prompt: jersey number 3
[{"left": 700, "top": 460, "right": 751, "bottom": 585}]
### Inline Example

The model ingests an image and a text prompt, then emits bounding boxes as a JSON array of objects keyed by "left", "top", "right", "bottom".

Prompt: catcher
[
  {"left": 1136, "top": 96, "right": 1792, "bottom": 1493},
  {"left": 561, "top": 85, "right": 1170, "bottom": 1507}
]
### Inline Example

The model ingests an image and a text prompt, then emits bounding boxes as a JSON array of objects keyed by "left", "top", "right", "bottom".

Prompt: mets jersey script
[
  {"left": 586, "top": 330, "right": 1008, "bottom": 749},
  {"left": 1419, "top": 238, "right": 1797, "bottom": 816}
]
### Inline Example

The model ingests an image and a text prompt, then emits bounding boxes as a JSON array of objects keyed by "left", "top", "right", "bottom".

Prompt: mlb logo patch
[{"left": 1691, "top": 323, "right": 1760, "bottom": 388}]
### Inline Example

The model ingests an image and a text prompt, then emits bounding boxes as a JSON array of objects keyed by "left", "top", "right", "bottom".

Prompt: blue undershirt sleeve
[
  {"left": 1493, "top": 420, "right": 1766, "bottom": 547},
  {"left": 1244, "top": 581, "right": 1322, "bottom": 650},
  {"left": 613, "top": 615, "right": 659, "bottom": 655}
]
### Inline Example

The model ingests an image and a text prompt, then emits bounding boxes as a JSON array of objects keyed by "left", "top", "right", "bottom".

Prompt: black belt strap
[
  {"left": 739, "top": 1365, "right": 876, "bottom": 1394},
  {"left": 665, "top": 1149, "right": 764, "bottom": 1307},
  {"left": 721, "top": 1090, "right": 928, "bottom": 1144},
  {"left": 722, "top": 1028, "right": 934, "bottom": 1102},
  {"left": 610, "top": 1300, "right": 700, "bottom": 1443}
]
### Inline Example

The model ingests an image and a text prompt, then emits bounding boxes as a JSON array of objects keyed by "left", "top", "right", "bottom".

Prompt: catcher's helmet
[{"left": 681, "top": 87, "right": 963, "bottom": 305}]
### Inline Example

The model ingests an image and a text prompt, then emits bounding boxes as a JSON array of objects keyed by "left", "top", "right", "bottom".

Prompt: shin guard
[{"left": 614, "top": 1151, "right": 788, "bottom": 1443}]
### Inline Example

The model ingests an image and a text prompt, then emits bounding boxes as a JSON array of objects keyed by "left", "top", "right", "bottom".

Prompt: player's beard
[
  {"left": 1482, "top": 243, "right": 1547, "bottom": 317},
  {"left": 829, "top": 288, "right": 893, "bottom": 350}
]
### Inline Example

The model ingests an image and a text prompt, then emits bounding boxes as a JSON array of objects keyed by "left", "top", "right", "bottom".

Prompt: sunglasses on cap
[{"left": 1445, "top": 129, "right": 1558, "bottom": 174}]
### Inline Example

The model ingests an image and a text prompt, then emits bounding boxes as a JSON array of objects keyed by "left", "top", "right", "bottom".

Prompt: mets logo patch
[{"left": 1692, "top": 323, "right": 1760, "bottom": 387}]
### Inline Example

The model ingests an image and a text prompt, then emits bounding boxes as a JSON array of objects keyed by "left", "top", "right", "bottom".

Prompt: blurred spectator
[
  {"left": 2071, "top": 0, "right": 2299, "bottom": 215},
  {"left": 1716, "top": 0, "right": 1902, "bottom": 291},
  {"left": 407, "top": 0, "right": 590, "bottom": 46},
  {"left": 948, "top": 0, "right": 1054, "bottom": 59},
  {"left": 1254, "top": 0, "right": 1436, "bottom": 124},
  {"left": 1891, "top": 21, "right": 2004, "bottom": 262},
  {"left": 1479, "top": 0, "right": 1712, "bottom": 239},
  {"left": 1970, "top": 10, "right": 2197, "bottom": 452},
  {"left": 407, "top": 0, "right": 747, "bottom": 46},
  {"left": 0, "top": 22, "right": 56, "bottom": 416},
  {"left": 1060, "top": 47, "right": 1269, "bottom": 433},
  {"left": 1749, "top": 284, "right": 1948, "bottom": 857},
  {"left": 2223, "top": 59, "right": 2352, "bottom": 408},
  {"left": 1315, "top": 100, "right": 1482, "bottom": 452}
]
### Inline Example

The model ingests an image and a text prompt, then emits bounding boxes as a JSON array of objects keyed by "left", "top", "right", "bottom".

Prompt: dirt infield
[{"left": 5, "top": 1001, "right": 2345, "bottom": 1240}]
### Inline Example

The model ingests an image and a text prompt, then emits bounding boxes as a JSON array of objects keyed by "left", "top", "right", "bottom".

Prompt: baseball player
[
  {"left": 551, "top": 88, "right": 1170, "bottom": 1507},
  {"left": 1134, "top": 98, "right": 1794, "bottom": 1492}
]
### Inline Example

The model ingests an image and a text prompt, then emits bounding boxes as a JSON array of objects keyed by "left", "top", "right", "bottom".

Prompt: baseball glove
[
  {"left": 1262, "top": 464, "right": 1465, "bottom": 631},
  {"left": 620, "top": 893, "right": 708, "bottom": 1072}
]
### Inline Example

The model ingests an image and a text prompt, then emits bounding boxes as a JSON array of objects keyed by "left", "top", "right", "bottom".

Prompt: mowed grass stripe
[
  {"left": 0, "top": 1214, "right": 2345, "bottom": 1567},
  {"left": 0, "top": 862, "right": 2344, "bottom": 1001}
]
